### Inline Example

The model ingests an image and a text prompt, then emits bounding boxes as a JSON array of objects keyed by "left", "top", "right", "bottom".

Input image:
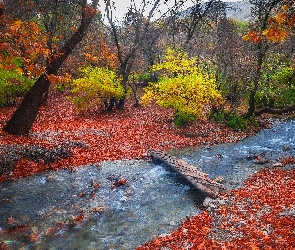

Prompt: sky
[{"left": 99, "top": 0, "right": 244, "bottom": 22}]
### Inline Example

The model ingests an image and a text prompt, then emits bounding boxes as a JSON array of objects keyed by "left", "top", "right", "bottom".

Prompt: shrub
[
  {"left": 210, "top": 109, "right": 257, "bottom": 130},
  {"left": 247, "top": 115, "right": 259, "bottom": 128},
  {"left": 142, "top": 48, "right": 223, "bottom": 127},
  {"left": 135, "top": 72, "right": 153, "bottom": 86},
  {"left": 173, "top": 111, "right": 196, "bottom": 128},
  {"left": 0, "top": 68, "right": 34, "bottom": 106},
  {"left": 256, "top": 56, "right": 295, "bottom": 108},
  {"left": 227, "top": 112, "right": 248, "bottom": 131},
  {"left": 210, "top": 109, "right": 226, "bottom": 123},
  {"left": 68, "top": 66, "right": 124, "bottom": 111}
]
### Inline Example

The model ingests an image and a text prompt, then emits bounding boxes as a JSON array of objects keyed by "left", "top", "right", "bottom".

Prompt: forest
[
  {"left": 0, "top": 0, "right": 295, "bottom": 249},
  {"left": 0, "top": 0, "right": 294, "bottom": 134}
]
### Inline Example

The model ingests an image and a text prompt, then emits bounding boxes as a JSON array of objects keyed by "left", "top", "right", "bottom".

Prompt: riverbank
[
  {"left": 1, "top": 91, "right": 295, "bottom": 249},
  {"left": 138, "top": 165, "right": 295, "bottom": 249},
  {"left": 0, "top": 91, "right": 265, "bottom": 182},
  {"left": 137, "top": 120, "right": 295, "bottom": 249}
]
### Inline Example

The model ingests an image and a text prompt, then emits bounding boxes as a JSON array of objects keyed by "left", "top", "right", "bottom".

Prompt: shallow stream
[{"left": 0, "top": 119, "right": 295, "bottom": 249}]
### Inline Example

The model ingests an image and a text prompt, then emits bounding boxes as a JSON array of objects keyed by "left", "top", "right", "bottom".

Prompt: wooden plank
[{"left": 147, "top": 150, "right": 226, "bottom": 198}]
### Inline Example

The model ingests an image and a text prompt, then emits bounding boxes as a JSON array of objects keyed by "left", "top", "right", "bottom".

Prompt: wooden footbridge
[{"left": 147, "top": 150, "right": 226, "bottom": 198}]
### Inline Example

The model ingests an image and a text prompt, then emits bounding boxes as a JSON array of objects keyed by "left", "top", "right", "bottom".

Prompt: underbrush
[{"left": 210, "top": 109, "right": 259, "bottom": 131}]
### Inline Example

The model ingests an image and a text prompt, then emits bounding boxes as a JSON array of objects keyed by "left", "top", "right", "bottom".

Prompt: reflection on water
[{"left": 0, "top": 119, "right": 294, "bottom": 249}]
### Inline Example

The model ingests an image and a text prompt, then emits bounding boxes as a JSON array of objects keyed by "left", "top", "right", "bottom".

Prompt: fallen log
[{"left": 147, "top": 149, "right": 226, "bottom": 198}]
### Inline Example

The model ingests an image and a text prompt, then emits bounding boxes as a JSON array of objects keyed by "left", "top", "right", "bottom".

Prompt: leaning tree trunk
[
  {"left": 3, "top": 74, "right": 51, "bottom": 135},
  {"left": 3, "top": 0, "right": 99, "bottom": 135}
]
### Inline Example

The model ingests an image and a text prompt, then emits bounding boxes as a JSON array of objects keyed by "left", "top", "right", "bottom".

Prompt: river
[{"left": 0, "top": 119, "right": 294, "bottom": 249}]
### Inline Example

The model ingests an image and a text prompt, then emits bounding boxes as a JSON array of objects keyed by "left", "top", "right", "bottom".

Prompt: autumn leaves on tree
[
  {"left": 243, "top": 0, "right": 295, "bottom": 118},
  {"left": 0, "top": 0, "right": 295, "bottom": 135},
  {"left": 1, "top": 0, "right": 99, "bottom": 135}
]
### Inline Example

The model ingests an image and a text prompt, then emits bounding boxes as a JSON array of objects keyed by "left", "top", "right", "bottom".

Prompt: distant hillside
[
  {"left": 178, "top": 1, "right": 252, "bottom": 22},
  {"left": 225, "top": 1, "right": 252, "bottom": 21}
]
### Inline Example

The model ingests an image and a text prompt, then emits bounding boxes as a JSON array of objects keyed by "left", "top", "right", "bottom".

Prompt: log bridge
[{"left": 147, "top": 150, "right": 226, "bottom": 198}]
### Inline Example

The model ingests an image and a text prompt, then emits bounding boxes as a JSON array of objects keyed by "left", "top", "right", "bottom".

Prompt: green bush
[
  {"left": 247, "top": 115, "right": 259, "bottom": 128},
  {"left": 173, "top": 111, "right": 196, "bottom": 128},
  {"left": 257, "top": 58, "right": 295, "bottom": 108},
  {"left": 135, "top": 72, "right": 153, "bottom": 86},
  {"left": 227, "top": 112, "right": 248, "bottom": 131},
  {"left": 0, "top": 69, "right": 34, "bottom": 106},
  {"left": 210, "top": 109, "right": 254, "bottom": 131},
  {"left": 210, "top": 109, "right": 226, "bottom": 123}
]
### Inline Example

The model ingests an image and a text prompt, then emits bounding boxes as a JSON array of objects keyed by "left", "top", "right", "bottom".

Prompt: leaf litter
[{"left": 1, "top": 91, "right": 294, "bottom": 249}]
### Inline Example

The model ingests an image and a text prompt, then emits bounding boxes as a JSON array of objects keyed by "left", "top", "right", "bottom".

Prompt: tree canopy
[{"left": 0, "top": 0, "right": 295, "bottom": 134}]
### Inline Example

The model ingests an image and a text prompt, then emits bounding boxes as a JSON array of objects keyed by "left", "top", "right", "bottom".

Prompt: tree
[
  {"left": 0, "top": 16, "right": 48, "bottom": 79},
  {"left": 215, "top": 18, "right": 251, "bottom": 112},
  {"left": 184, "top": 0, "right": 226, "bottom": 44},
  {"left": 104, "top": 0, "right": 172, "bottom": 110},
  {"left": 3, "top": 0, "right": 99, "bottom": 135},
  {"left": 105, "top": 0, "right": 183, "bottom": 109},
  {"left": 142, "top": 48, "right": 223, "bottom": 127},
  {"left": 69, "top": 66, "right": 124, "bottom": 112},
  {"left": 165, "top": 0, "right": 226, "bottom": 49},
  {"left": 243, "top": 0, "right": 295, "bottom": 117},
  {"left": 60, "top": 20, "right": 118, "bottom": 80},
  {"left": 261, "top": 0, "right": 295, "bottom": 41}
]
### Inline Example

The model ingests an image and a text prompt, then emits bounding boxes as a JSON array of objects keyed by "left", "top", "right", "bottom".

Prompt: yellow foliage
[
  {"left": 142, "top": 72, "right": 222, "bottom": 119},
  {"left": 142, "top": 48, "right": 223, "bottom": 120},
  {"left": 16, "top": 68, "right": 23, "bottom": 75},
  {"left": 69, "top": 67, "right": 124, "bottom": 111},
  {"left": 152, "top": 47, "right": 197, "bottom": 77}
]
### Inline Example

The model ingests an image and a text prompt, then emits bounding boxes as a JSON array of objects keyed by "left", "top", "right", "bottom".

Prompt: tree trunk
[
  {"left": 244, "top": 90, "right": 256, "bottom": 118},
  {"left": 116, "top": 99, "right": 125, "bottom": 110},
  {"left": 244, "top": 41, "right": 266, "bottom": 119},
  {"left": 128, "top": 82, "right": 140, "bottom": 107},
  {"left": 3, "top": 75, "right": 50, "bottom": 135},
  {"left": 105, "top": 97, "right": 116, "bottom": 111},
  {"left": 41, "top": 89, "right": 49, "bottom": 106},
  {"left": 3, "top": 0, "right": 99, "bottom": 135}
]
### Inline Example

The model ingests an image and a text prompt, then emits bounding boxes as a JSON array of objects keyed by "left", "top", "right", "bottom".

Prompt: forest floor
[
  {"left": 1, "top": 91, "right": 295, "bottom": 249},
  {"left": 0, "top": 90, "right": 261, "bottom": 181}
]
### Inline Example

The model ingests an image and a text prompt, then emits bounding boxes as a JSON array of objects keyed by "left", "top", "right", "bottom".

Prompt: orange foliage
[
  {"left": 1, "top": 91, "right": 294, "bottom": 248},
  {"left": 244, "top": 1, "right": 295, "bottom": 43},
  {"left": 0, "top": 14, "right": 49, "bottom": 77},
  {"left": 280, "top": 156, "right": 295, "bottom": 166},
  {"left": 47, "top": 73, "right": 71, "bottom": 84},
  {"left": 82, "top": 25, "right": 118, "bottom": 69}
]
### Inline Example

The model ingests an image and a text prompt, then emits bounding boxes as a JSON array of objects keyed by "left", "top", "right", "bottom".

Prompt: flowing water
[
  {"left": 0, "top": 161, "right": 202, "bottom": 249},
  {"left": 0, "top": 119, "right": 295, "bottom": 249},
  {"left": 169, "top": 119, "right": 295, "bottom": 190}
]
